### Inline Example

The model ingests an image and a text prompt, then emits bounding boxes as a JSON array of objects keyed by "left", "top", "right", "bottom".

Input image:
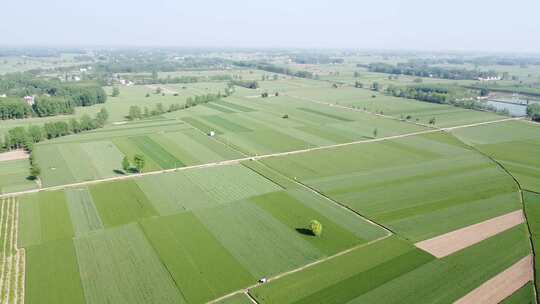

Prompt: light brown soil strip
[
  {"left": 415, "top": 210, "right": 524, "bottom": 258},
  {"left": 454, "top": 255, "right": 533, "bottom": 304},
  {"left": 0, "top": 150, "right": 29, "bottom": 162}
]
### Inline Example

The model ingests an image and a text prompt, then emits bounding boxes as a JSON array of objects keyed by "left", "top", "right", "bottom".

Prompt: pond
[{"left": 486, "top": 100, "right": 528, "bottom": 117}]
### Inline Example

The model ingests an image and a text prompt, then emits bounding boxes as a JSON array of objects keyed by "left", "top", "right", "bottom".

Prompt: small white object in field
[
  {"left": 258, "top": 278, "right": 268, "bottom": 284},
  {"left": 209, "top": 131, "right": 215, "bottom": 137}
]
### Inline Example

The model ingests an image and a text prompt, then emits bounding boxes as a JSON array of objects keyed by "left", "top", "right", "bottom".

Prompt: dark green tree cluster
[
  {"left": 385, "top": 85, "right": 507, "bottom": 114},
  {"left": 0, "top": 73, "right": 107, "bottom": 120},
  {"left": 368, "top": 62, "right": 499, "bottom": 80},
  {"left": 185, "top": 93, "right": 222, "bottom": 107},
  {"left": 32, "top": 96, "right": 74, "bottom": 117},
  {"left": 0, "top": 98, "right": 33, "bottom": 119},
  {"left": 232, "top": 61, "right": 314, "bottom": 79},
  {"left": 385, "top": 85, "right": 449, "bottom": 104},
  {"left": 527, "top": 104, "right": 540, "bottom": 122},
  {"left": 228, "top": 80, "right": 259, "bottom": 89},
  {"left": 1, "top": 109, "right": 109, "bottom": 151}
]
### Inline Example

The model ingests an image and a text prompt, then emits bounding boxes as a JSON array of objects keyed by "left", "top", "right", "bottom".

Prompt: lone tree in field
[
  {"left": 373, "top": 128, "right": 378, "bottom": 138},
  {"left": 133, "top": 154, "right": 145, "bottom": 173},
  {"left": 429, "top": 117, "right": 436, "bottom": 125},
  {"left": 121, "top": 156, "right": 130, "bottom": 172},
  {"left": 527, "top": 104, "right": 540, "bottom": 122},
  {"left": 310, "top": 220, "right": 323, "bottom": 237},
  {"left": 29, "top": 164, "right": 41, "bottom": 180}
]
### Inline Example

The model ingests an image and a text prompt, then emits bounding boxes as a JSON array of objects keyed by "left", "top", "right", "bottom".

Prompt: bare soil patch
[
  {"left": 0, "top": 150, "right": 29, "bottom": 162},
  {"left": 454, "top": 255, "right": 533, "bottom": 304},
  {"left": 415, "top": 210, "right": 524, "bottom": 258}
]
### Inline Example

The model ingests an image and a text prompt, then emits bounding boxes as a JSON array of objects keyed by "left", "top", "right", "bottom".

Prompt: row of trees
[
  {"left": 133, "top": 74, "right": 234, "bottom": 85},
  {"left": 228, "top": 80, "right": 259, "bottom": 89},
  {"left": 232, "top": 61, "right": 314, "bottom": 79},
  {"left": 385, "top": 85, "right": 450, "bottom": 104},
  {"left": 367, "top": 63, "right": 499, "bottom": 80},
  {"left": 384, "top": 85, "right": 508, "bottom": 114},
  {"left": 1, "top": 108, "right": 109, "bottom": 152},
  {"left": 121, "top": 155, "right": 145, "bottom": 173},
  {"left": 127, "top": 93, "right": 222, "bottom": 120},
  {"left": 0, "top": 98, "right": 33, "bottom": 119}
]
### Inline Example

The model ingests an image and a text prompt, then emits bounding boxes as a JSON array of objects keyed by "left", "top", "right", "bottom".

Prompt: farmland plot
[
  {"left": 65, "top": 188, "right": 104, "bottom": 236},
  {"left": 261, "top": 132, "right": 521, "bottom": 241},
  {"left": 0, "top": 160, "right": 36, "bottom": 194},
  {"left": 89, "top": 180, "right": 157, "bottom": 227},
  {"left": 135, "top": 164, "right": 281, "bottom": 215},
  {"left": 26, "top": 238, "right": 85, "bottom": 304},
  {"left": 452, "top": 120, "right": 540, "bottom": 192},
  {"left": 523, "top": 191, "right": 540, "bottom": 295},
  {"left": 195, "top": 200, "right": 323, "bottom": 278},
  {"left": 250, "top": 190, "right": 371, "bottom": 255},
  {"left": 141, "top": 212, "right": 255, "bottom": 304},
  {"left": 74, "top": 223, "right": 185, "bottom": 304},
  {"left": 285, "top": 86, "right": 503, "bottom": 127},
  {"left": 0, "top": 197, "right": 25, "bottom": 304},
  {"left": 250, "top": 226, "right": 531, "bottom": 304},
  {"left": 34, "top": 141, "right": 125, "bottom": 187},
  {"left": 19, "top": 191, "right": 74, "bottom": 247},
  {"left": 250, "top": 236, "right": 434, "bottom": 304}
]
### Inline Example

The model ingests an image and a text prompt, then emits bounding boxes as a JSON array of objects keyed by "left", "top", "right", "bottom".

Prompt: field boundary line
[
  {"left": 245, "top": 291, "right": 259, "bottom": 304},
  {"left": 206, "top": 235, "right": 390, "bottom": 304},
  {"left": 290, "top": 176, "right": 394, "bottom": 236}
]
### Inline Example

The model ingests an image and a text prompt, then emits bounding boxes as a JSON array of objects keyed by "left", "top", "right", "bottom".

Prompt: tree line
[
  {"left": 1, "top": 108, "right": 109, "bottom": 152},
  {"left": 384, "top": 84, "right": 508, "bottom": 115},
  {"left": 228, "top": 80, "right": 259, "bottom": 89},
  {"left": 232, "top": 61, "right": 314, "bottom": 79},
  {"left": 367, "top": 63, "right": 499, "bottom": 80},
  {"left": 127, "top": 93, "right": 222, "bottom": 120}
]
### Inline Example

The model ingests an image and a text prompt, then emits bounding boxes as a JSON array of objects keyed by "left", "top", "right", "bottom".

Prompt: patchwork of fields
[
  {"left": 452, "top": 120, "right": 540, "bottom": 192},
  {"left": 1, "top": 72, "right": 539, "bottom": 304},
  {"left": 261, "top": 132, "right": 521, "bottom": 241},
  {"left": 17, "top": 161, "right": 387, "bottom": 304}
]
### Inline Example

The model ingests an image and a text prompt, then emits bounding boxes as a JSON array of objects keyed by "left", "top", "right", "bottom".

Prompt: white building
[{"left": 23, "top": 96, "right": 35, "bottom": 106}]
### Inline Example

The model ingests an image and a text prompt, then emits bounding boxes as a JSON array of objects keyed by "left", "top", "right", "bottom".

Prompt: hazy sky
[{"left": 2, "top": 0, "right": 539, "bottom": 52}]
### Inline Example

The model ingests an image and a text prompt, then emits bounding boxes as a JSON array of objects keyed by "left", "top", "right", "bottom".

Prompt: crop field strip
[
  {"left": 3, "top": 91, "right": 536, "bottom": 303},
  {"left": 248, "top": 225, "right": 531, "bottom": 304},
  {"left": 0, "top": 197, "right": 25, "bottom": 304},
  {"left": 260, "top": 131, "right": 523, "bottom": 242},
  {"left": 454, "top": 255, "right": 534, "bottom": 304},
  {"left": 415, "top": 210, "right": 525, "bottom": 258},
  {"left": 0, "top": 116, "right": 521, "bottom": 200}
]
